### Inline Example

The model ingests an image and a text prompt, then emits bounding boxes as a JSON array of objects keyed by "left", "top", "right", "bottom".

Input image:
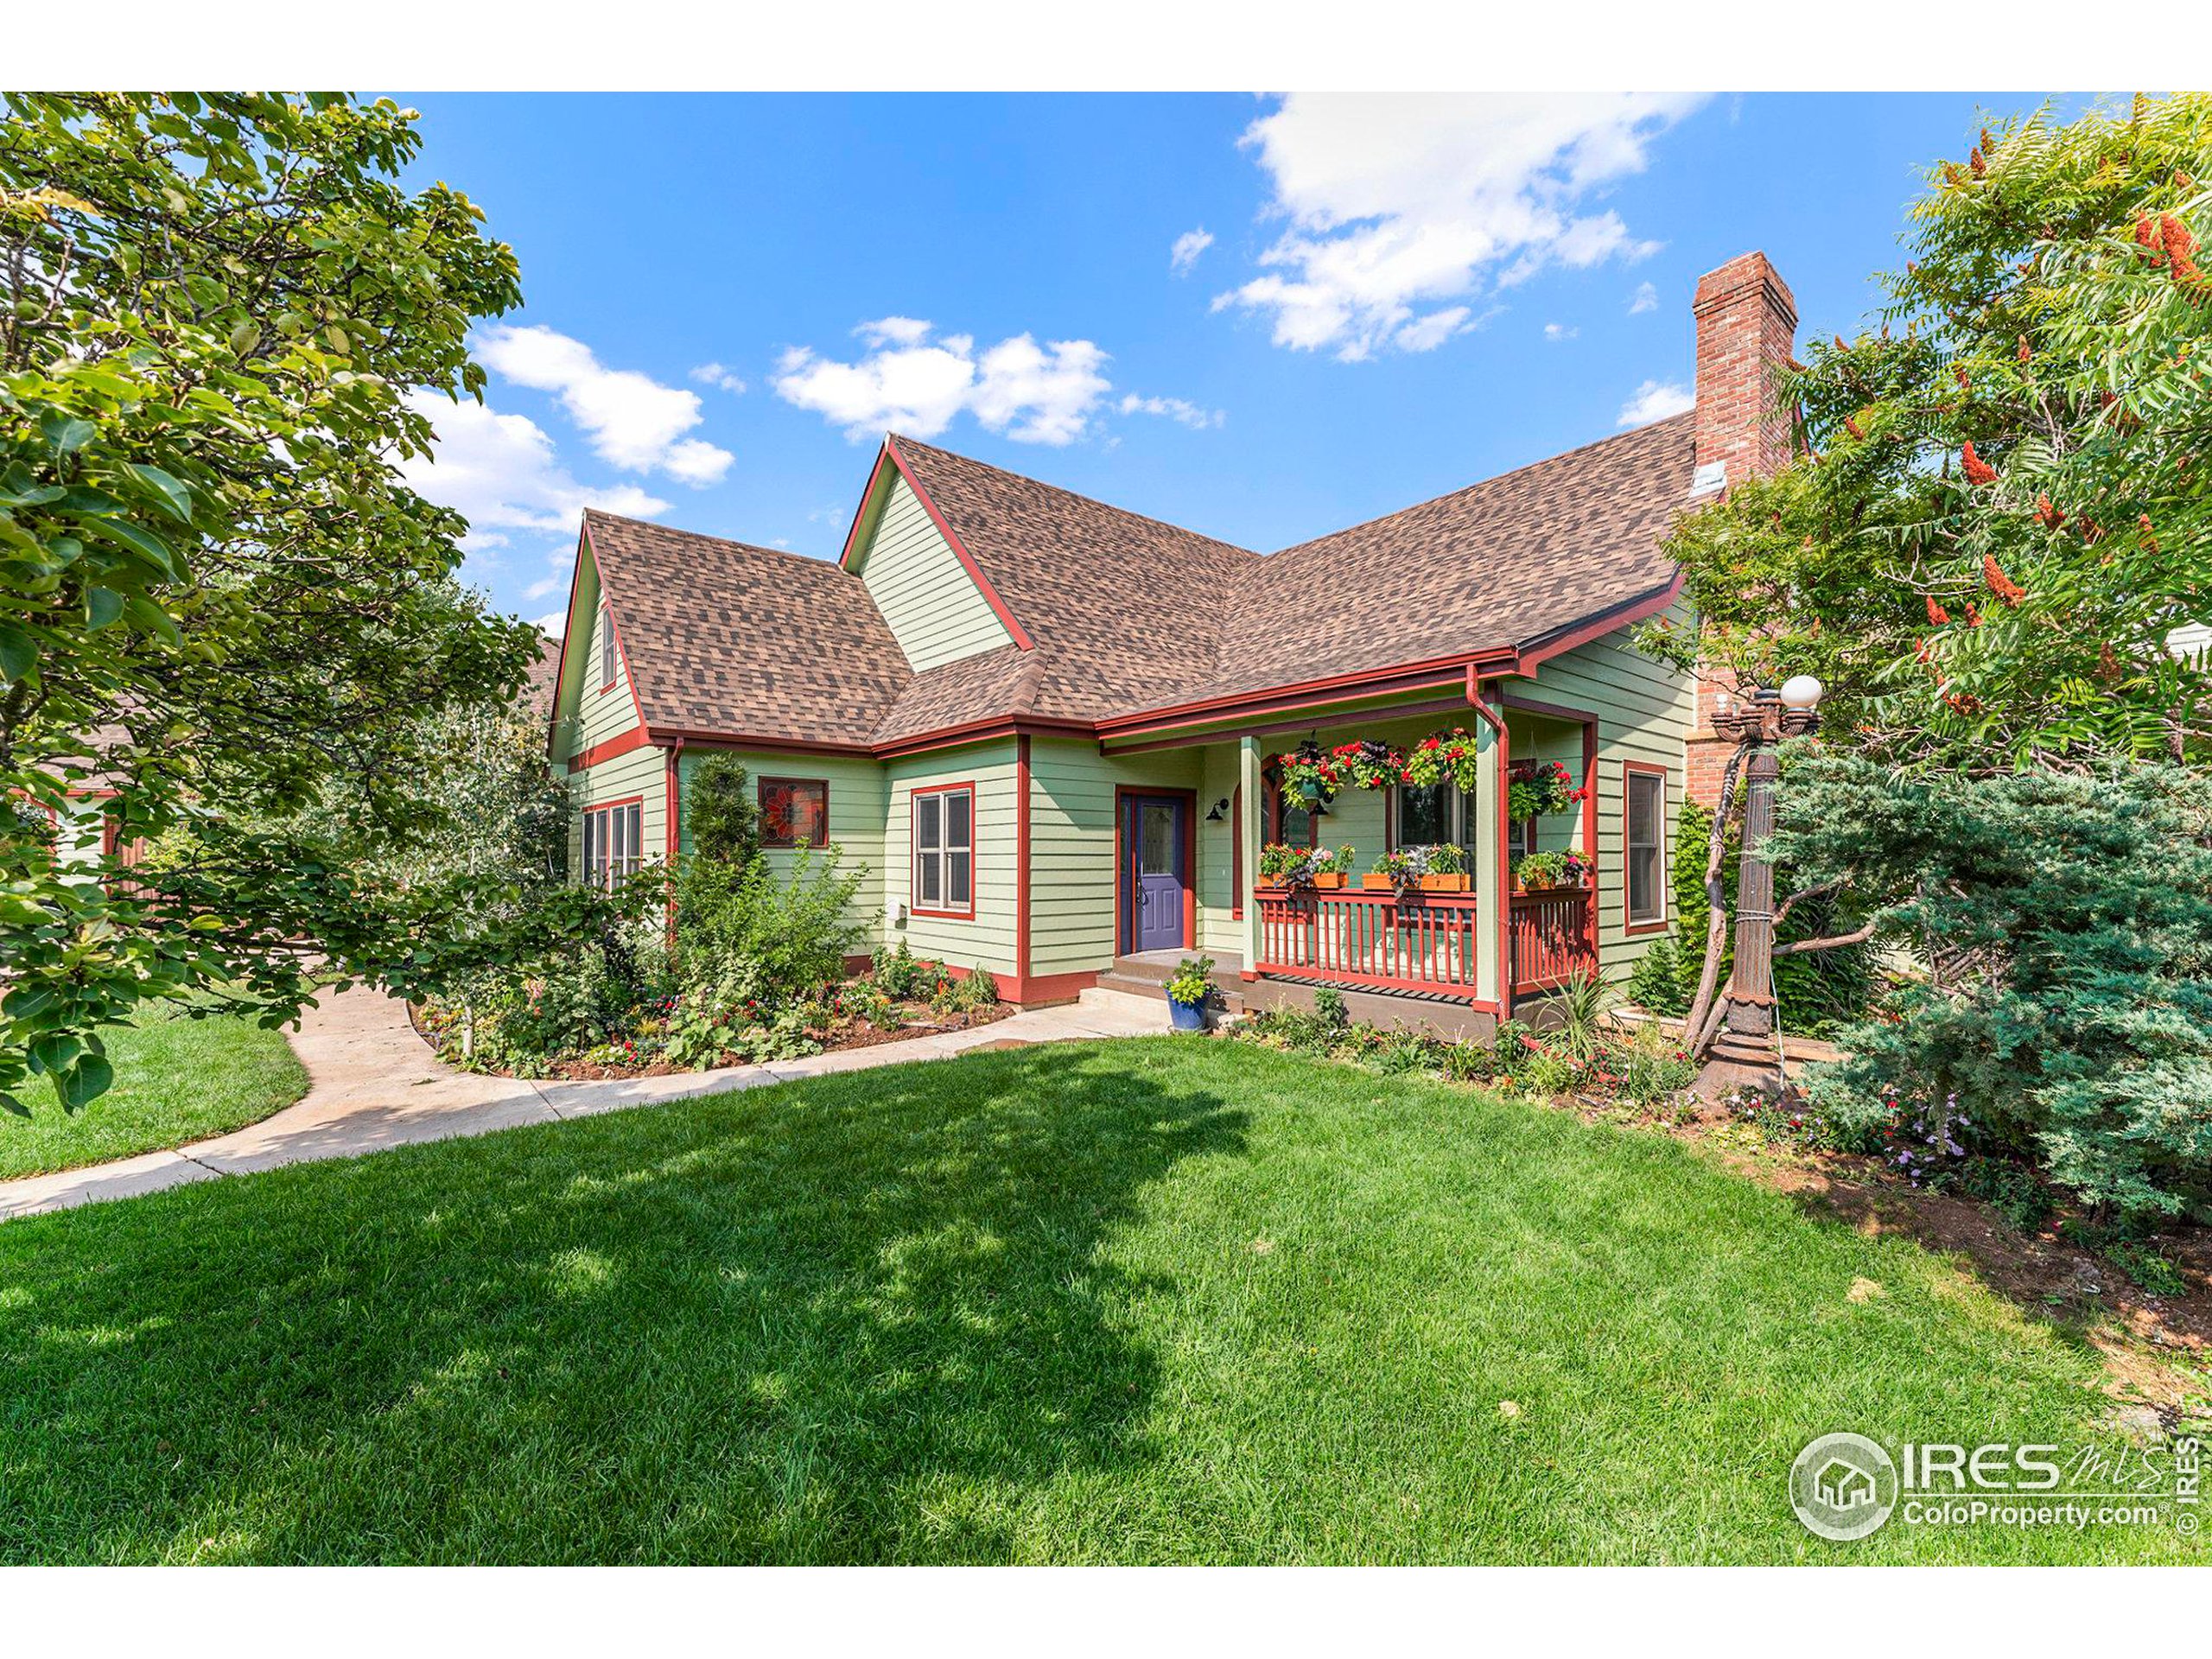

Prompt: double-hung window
[
  {"left": 582, "top": 799, "right": 644, "bottom": 888},
  {"left": 1624, "top": 765, "right": 1667, "bottom": 929},
  {"left": 912, "top": 785, "right": 974, "bottom": 918}
]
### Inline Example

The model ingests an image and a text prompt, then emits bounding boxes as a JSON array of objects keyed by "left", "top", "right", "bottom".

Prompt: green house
[{"left": 544, "top": 251, "right": 1795, "bottom": 1036}]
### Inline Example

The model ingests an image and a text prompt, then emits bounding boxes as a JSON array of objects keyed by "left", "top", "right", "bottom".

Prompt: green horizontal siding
[
  {"left": 887, "top": 741, "right": 1020, "bottom": 974},
  {"left": 549, "top": 545, "right": 643, "bottom": 765},
  {"left": 1027, "top": 740, "right": 1205, "bottom": 976},
  {"left": 674, "top": 750, "right": 888, "bottom": 942},
  {"left": 566, "top": 744, "right": 667, "bottom": 880},
  {"left": 856, "top": 475, "right": 1014, "bottom": 672},
  {"left": 1517, "top": 601, "right": 1696, "bottom": 983}
]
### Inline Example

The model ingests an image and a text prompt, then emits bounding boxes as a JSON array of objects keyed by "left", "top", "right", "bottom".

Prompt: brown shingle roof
[
  {"left": 1185, "top": 413, "right": 1696, "bottom": 709},
  {"left": 583, "top": 511, "right": 907, "bottom": 746},
  {"left": 582, "top": 413, "right": 1696, "bottom": 749},
  {"left": 886, "top": 436, "right": 1257, "bottom": 724}
]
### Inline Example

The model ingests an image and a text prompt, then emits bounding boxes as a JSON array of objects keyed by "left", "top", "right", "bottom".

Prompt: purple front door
[{"left": 1124, "top": 794, "right": 1188, "bottom": 955}]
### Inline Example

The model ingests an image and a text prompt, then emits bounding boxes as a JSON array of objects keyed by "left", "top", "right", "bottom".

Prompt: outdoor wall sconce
[{"left": 1205, "top": 799, "right": 1230, "bottom": 822}]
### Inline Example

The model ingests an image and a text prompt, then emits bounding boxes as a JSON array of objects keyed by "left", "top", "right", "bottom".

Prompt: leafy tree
[
  {"left": 1776, "top": 752, "right": 2212, "bottom": 1224},
  {"left": 684, "top": 753, "right": 758, "bottom": 864},
  {"left": 0, "top": 92, "right": 531, "bottom": 1113},
  {"left": 1643, "top": 93, "right": 2212, "bottom": 769}
]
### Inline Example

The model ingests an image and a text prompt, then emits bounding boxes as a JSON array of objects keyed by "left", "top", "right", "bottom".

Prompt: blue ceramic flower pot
[{"left": 1168, "top": 996, "right": 1206, "bottom": 1032}]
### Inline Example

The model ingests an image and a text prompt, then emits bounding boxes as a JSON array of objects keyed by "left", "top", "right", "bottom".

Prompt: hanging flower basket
[
  {"left": 1327, "top": 740, "right": 1408, "bottom": 791},
  {"left": 1275, "top": 741, "right": 1344, "bottom": 804},
  {"left": 1400, "top": 727, "right": 1484, "bottom": 792},
  {"left": 1507, "top": 759, "right": 1589, "bottom": 821}
]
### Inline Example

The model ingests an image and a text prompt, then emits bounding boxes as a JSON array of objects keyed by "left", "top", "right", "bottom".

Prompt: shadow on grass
[{"left": 0, "top": 1045, "right": 1245, "bottom": 1563}]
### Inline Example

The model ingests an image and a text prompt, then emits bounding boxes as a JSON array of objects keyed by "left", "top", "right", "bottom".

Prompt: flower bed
[{"left": 416, "top": 941, "right": 1010, "bottom": 1081}]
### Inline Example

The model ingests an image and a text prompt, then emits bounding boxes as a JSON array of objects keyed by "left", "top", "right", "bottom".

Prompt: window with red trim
[
  {"left": 759, "top": 777, "right": 829, "bottom": 849},
  {"left": 912, "top": 785, "right": 974, "bottom": 918},
  {"left": 598, "top": 603, "right": 618, "bottom": 690},
  {"left": 581, "top": 799, "right": 644, "bottom": 888},
  {"left": 1624, "top": 767, "right": 1667, "bottom": 926}
]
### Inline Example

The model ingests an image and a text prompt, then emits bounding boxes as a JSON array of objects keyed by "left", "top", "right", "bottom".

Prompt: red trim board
[
  {"left": 1621, "top": 759, "right": 1671, "bottom": 937},
  {"left": 1014, "top": 735, "right": 1033, "bottom": 985},
  {"left": 569, "top": 727, "right": 652, "bottom": 772}
]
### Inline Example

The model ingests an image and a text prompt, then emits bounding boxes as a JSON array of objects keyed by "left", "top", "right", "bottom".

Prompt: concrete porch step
[{"left": 1100, "top": 964, "right": 1247, "bottom": 1015}]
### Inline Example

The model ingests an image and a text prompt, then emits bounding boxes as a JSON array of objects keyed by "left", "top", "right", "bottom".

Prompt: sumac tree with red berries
[{"left": 1643, "top": 92, "right": 2212, "bottom": 770}]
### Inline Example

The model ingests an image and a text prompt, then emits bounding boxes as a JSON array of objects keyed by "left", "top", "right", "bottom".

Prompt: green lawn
[
  {"left": 0, "top": 1009, "right": 308, "bottom": 1180},
  {"left": 0, "top": 1039, "right": 2196, "bottom": 1564}
]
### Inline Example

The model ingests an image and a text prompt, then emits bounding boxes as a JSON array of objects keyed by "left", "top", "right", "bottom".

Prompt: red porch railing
[
  {"left": 1254, "top": 887, "right": 1482, "bottom": 1000},
  {"left": 1510, "top": 887, "right": 1597, "bottom": 995}
]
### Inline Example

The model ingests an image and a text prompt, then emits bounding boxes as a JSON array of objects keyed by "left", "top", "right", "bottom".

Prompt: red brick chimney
[
  {"left": 1684, "top": 251, "right": 1797, "bottom": 808},
  {"left": 1688, "top": 251, "right": 1797, "bottom": 499}
]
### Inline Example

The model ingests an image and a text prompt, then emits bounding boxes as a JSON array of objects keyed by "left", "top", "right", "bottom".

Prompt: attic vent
[{"left": 1688, "top": 460, "right": 1727, "bottom": 499}]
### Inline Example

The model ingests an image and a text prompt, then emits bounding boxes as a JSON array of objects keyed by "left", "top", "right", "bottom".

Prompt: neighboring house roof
[
  {"left": 582, "top": 511, "right": 907, "bottom": 747},
  {"left": 523, "top": 633, "right": 563, "bottom": 719},
  {"left": 569, "top": 411, "right": 1698, "bottom": 753}
]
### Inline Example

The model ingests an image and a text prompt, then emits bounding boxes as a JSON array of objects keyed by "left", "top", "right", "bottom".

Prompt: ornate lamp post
[{"left": 1700, "top": 674, "right": 1823, "bottom": 1095}]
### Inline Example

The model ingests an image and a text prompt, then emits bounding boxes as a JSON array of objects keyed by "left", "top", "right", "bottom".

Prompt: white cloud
[
  {"left": 1119, "top": 392, "right": 1224, "bottom": 429},
  {"left": 398, "top": 392, "right": 670, "bottom": 542},
  {"left": 1170, "top": 227, "right": 1215, "bottom": 275},
  {"left": 1543, "top": 321, "right": 1579, "bottom": 341},
  {"left": 1618, "top": 378, "right": 1694, "bottom": 427},
  {"left": 774, "top": 320, "right": 1117, "bottom": 446},
  {"left": 473, "top": 324, "right": 733, "bottom": 486},
  {"left": 690, "top": 361, "right": 747, "bottom": 394},
  {"left": 1215, "top": 93, "right": 1702, "bottom": 361},
  {"left": 855, "top": 315, "right": 934, "bottom": 348},
  {"left": 531, "top": 610, "right": 567, "bottom": 637},
  {"left": 1629, "top": 280, "right": 1660, "bottom": 315}
]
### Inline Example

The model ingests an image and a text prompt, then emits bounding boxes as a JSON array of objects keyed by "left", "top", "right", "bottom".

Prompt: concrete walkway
[{"left": 0, "top": 985, "right": 1171, "bottom": 1223}]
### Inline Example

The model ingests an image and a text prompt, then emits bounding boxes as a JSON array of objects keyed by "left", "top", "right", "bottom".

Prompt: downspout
[
  {"left": 1465, "top": 666, "right": 1512, "bottom": 1015},
  {"left": 1014, "top": 733, "right": 1032, "bottom": 1001},
  {"left": 664, "top": 736, "right": 685, "bottom": 941}
]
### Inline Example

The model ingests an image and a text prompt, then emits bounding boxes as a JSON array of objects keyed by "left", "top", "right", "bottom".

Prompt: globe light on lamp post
[{"left": 1700, "top": 675, "right": 1823, "bottom": 1095}]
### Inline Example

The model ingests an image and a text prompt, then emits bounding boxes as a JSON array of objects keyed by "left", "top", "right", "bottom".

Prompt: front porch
[{"left": 1093, "top": 687, "right": 1605, "bottom": 1037}]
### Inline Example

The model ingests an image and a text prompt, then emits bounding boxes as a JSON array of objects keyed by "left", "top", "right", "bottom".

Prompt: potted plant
[
  {"left": 1256, "top": 842, "right": 1301, "bottom": 893},
  {"left": 1313, "top": 842, "right": 1356, "bottom": 890},
  {"left": 1514, "top": 849, "right": 1593, "bottom": 893},
  {"left": 1419, "top": 842, "right": 1471, "bottom": 892},
  {"left": 1163, "top": 955, "right": 1216, "bottom": 1032},
  {"left": 1364, "top": 847, "right": 1422, "bottom": 891}
]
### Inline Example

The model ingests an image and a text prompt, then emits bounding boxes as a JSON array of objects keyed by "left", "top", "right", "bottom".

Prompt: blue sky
[{"left": 386, "top": 92, "right": 2055, "bottom": 630}]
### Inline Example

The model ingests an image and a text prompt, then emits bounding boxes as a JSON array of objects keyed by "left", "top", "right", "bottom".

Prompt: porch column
[
  {"left": 1471, "top": 715, "right": 1503, "bottom": 1006},
  {"left": 1237, "top": 735, "right": 1262, "bottom": 980}
]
